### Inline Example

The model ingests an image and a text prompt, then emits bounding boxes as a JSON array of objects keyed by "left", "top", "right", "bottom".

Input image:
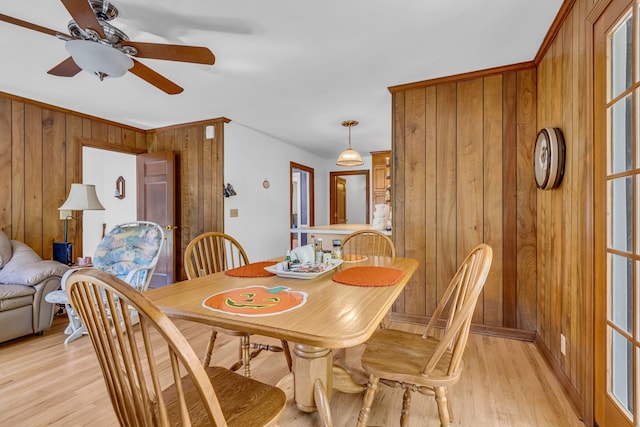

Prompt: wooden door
[
  {"left": 594, "top": 1, "right": 637, "bottom": 425},
  {"left": 336, "top": 177, "right": 347, "bottom": 224},
  {"left": 137, "top": 152, "right": 176, "bottom": 287}
]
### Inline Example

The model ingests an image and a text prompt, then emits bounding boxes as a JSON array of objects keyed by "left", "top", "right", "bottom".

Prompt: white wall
[
  {"left": 344, "top": 174, "right": 367, "bottom": 224},
  {"left": 78, "top": 123, "right": 379, "bottom": 265},
  {"left": 82, "top": 147, "right": 137, "bottom": 258},
  {"left": 224, "top": 122, "right": 330, "bottom": 262}
]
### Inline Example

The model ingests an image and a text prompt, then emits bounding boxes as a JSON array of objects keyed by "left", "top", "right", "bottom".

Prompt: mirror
[{"left": 329, "top": 170, "right": 370, "bottom": 225}]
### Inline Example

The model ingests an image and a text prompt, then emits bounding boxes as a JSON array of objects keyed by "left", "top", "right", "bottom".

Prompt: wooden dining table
[{"left": 144, "top": 255, "right": 418, "bottom": 419}]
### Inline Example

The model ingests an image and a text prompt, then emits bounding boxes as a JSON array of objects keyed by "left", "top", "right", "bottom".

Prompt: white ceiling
[{"left": 0, "top": 1, "right": 562, "bottom": 159}]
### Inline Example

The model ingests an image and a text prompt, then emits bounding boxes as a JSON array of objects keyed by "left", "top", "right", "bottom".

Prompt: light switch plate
[
  {"left": 230, "top": 208, "right": 238, "bottom": 217},
  {"left": 205, "top": 125, "right": 214, "bottom": 139}
]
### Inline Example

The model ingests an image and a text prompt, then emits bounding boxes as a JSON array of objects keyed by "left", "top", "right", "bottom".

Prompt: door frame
[
  {"left": 290, "top": 162, "right": 315, "bottom": 247},
  {"left": 335, "top": 176, "right": 347, "bottom": 224},
  {"left": 329, "top": 170, "right": 370, "bottom": 225},
  {"left": 593, "top": 0, "right": 637, "bottom": 425}
]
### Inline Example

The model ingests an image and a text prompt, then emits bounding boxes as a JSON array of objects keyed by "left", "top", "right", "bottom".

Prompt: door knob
[{"left": 165, "top": 225, "right": 178, "bottom": 231}]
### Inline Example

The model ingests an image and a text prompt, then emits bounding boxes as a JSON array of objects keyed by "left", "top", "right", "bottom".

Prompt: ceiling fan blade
[
  {"left": 61, "top": 0, "right": 106, "bottom": 39},
  {"left": 124, "top": 41, "right": 215, "bottom": 65},
  {"left": 47, "top": 57, "right": 82, "bottom": 77},
  {"left": 0, "top": 13, "right": 69, "bottom": 38},
  {"left": 129, "top": 59, "right": 183, "bottom": 95}
]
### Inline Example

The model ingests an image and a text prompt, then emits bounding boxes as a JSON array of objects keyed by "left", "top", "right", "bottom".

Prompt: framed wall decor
[{"left": 534, "top": 127, "right": 565, "bottom": 190}]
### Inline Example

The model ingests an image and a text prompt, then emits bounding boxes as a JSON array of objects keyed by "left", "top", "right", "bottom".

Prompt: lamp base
[{"left": 53, "top": 242, "right": 73, "bottom": 266}]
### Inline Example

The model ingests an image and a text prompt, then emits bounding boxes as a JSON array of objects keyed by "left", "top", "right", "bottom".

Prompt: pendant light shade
[{"left": 337, "top": 120, "right": 363, "bottom": 166}]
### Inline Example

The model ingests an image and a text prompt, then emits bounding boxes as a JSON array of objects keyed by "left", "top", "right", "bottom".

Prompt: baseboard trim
[
  {"left": 534, "top": 333, "right": 584, "bottom": 421},
  {"left": 389, "top": 313, "right": 536, "bottom": 342}
]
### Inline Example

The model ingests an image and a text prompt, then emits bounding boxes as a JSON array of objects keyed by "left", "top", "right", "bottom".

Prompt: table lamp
[{"left": 53, "top": 184, "right": 105, "bottom": 265}]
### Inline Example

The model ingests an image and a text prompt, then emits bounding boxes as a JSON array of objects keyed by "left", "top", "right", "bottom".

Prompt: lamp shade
[
  {"left": 59, "top": 184, "right": 106, "bottom": 211},
  {"left": 65, "top": 39, "right": 133, "bottom": 78},
  {"left": 336, "top": 148, "right": 364, "bottom": 166},
  {"left": 336, "top": 119, "right": 364, "bottom": 166}
]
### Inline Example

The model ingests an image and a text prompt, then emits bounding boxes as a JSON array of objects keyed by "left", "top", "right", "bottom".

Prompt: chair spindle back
[
  {"left": 67, "top": 269, "right": 228, "bottom": 426},
  {"left": 421, "top": 243, "right": 492, "bottom": 377},
  {"left": 184, "top": 232, "right": 249, "bottom": 279},
  {"left": 341, "top": 229, "right": 396, "bottom": 258}
]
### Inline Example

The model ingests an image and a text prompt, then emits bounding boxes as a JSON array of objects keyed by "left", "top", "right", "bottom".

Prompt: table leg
[
  {"left": 293, "top": 343, "right": 333, "bottom": 413},
  {"left": 281, "top": 344, "right": 366, "bottom": 419}
]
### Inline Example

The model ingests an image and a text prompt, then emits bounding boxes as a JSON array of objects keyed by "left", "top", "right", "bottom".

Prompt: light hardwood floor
[{"left": 0, "top": 314, "right": 584, "bottom": 426}]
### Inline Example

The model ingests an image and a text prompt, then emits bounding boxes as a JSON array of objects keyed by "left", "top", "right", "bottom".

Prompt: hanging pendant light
[{"left": 336, "top": 120, "right": 364, "bottom": 166}]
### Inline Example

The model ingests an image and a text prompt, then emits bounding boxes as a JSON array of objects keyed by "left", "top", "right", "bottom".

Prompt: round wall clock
[{"left": 534, "top": 127, "right": 565, "bottom": 190}]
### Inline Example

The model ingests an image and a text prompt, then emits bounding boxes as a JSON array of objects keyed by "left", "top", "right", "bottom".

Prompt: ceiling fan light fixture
[
  {"left": 336, "top": 120, "right": 364, "bottom": 166},
  {"left": 65, "top": 39, "right": 133, "bottom": 79}
]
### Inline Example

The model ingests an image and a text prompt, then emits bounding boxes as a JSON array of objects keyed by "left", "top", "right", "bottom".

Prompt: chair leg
[
  {"left": 400, "top": 388, "right": 411, "bottom": 427},
  {"left": 203, "top": 329, "right": 217, "bottom": 367},
  {"left": 314, "top": 378, "right": 334, "bottom": 427},
  {"left": 246, "top": 339, "right": 292, "bottom": 372},
  {"left": 63, "top": 304, "right": 87, "bottom": 343},
  {"left": 281, "top": 340, "right": 293, "bottom": 371},
  {"left": 434, "top": 386, "right": 451, "bottom": 427},
  {"left": 228, "top": 336, "right": 248, "bottom": 373},
  {"left": 446, "top": 386, "right": 453, "bottom": 422},
  {"left": 356, "top": 375, "right": 379, "bottom": 427},
  {"left": 64, "top": 325, "right": 87, "bottom": 344},
  {"left": 241, "top": 335, "right": 252, "bottom": 377}
]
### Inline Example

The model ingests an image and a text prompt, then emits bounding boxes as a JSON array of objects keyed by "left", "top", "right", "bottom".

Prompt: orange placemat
[
  {"left": 225, "top": 261, "right": 277, "bottom": 277},
  {"left": 332, "top": 266, "right": 404, "bottom": 287}
]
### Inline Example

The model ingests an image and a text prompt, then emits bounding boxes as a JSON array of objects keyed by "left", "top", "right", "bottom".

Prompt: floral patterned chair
[{"left": 45, "top": 221, "right": 164, "bottom": 344}]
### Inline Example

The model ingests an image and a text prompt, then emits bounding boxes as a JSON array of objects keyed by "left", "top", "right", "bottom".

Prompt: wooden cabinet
[{"left": 371, "top": 151, "right": 391, "bottom": 207}]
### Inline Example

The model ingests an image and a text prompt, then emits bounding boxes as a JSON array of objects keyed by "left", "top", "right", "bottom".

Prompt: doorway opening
[
  {"left": 79, "top": 141, "right": 176, "bottom": 287},
  {"left": 290, "top": 162, "right": 315, "bottom": 248},
  {"left": 329, "top": 170, "right": 370, "bottom": 225},
  {"left": 82, "top": 147, "right": 137, "bottom": 258}
]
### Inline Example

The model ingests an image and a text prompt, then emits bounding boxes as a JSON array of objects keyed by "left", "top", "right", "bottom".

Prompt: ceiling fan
[{"left": 0, "top": 0, "right": 216, "bottom": 94}]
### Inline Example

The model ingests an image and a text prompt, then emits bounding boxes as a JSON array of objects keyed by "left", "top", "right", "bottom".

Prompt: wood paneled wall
[
  {"left": 0, "top": 92, "right": 225, "bottom": 283},
  {"left": 535, "top": 0, "right": 594, "bottom": 419},
  {"left": 389, "top": 0, "right": 596, "bottom": 420},
  {"left": 147, "top": 119, "right": 226, "bottom": 280},
  {"left": 390, "top": 69, "right": 538, "bottom": 331},
  {"left": 0, "top": 92, "right": 146, "bottom": 259}
]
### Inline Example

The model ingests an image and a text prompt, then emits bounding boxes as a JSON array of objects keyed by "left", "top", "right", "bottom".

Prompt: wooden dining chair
[
  {"left": 341, "top": 229, "right": 396, "bottom": 329},
  {"left": 66, "top": 268, "right": 287, "bottom": 427},
  {"left": 184, "top": 231, "right": 292, "bottom": 377},
  {"left": 340, "top": 229, "right": 396, "bottom": 259},
  {"left": 356, "top": 243, "right": 493, "bottom": 427}
]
